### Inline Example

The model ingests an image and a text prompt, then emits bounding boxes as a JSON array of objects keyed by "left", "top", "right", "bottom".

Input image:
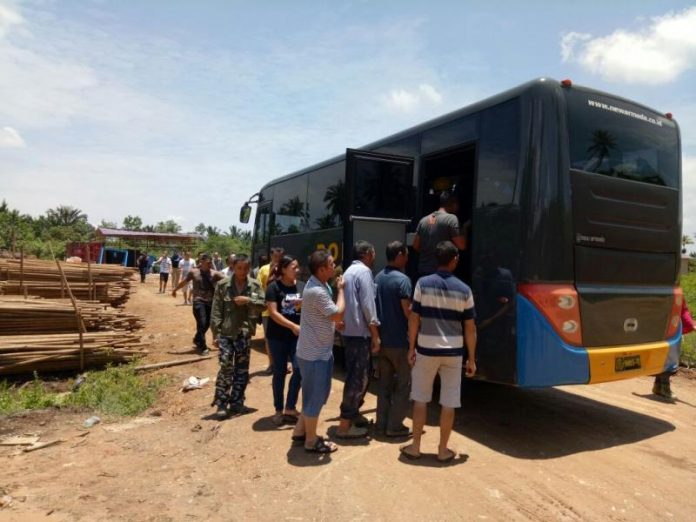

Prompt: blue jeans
[
  {"left": 192, "top": 301, "right": 212, "bottom": 351},
  {"left": 339, "top": 336, "right": 372, "bottom": 420},
  {"left": 268, "top": 337, "right": 301, "bottom": 412}
]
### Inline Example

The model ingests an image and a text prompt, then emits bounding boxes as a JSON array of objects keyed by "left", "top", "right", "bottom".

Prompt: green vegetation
[
  {"left": 0, "top": 200, "right": 251, "bottom": 259},
  {"left": 680, "top": 271, "right": 696, "bottom": 366},
  {"left": 0, "top": 365, "right": 167, "bottom": 417}
]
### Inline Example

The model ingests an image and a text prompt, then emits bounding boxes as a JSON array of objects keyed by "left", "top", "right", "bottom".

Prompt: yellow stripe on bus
[{"left": 587, "top": 341, "right": 669, "bottom": 384}]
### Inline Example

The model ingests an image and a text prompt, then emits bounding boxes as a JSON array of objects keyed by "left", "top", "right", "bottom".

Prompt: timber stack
[
  {"left": 0, "top": 258, "right": 135, "bottom": 306},
  {"left": 0, "top": 332, "right": 148, "bottom": 375}
]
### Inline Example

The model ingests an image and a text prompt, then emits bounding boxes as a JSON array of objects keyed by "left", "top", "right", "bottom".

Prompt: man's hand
[
  {"left": 407, "top": 348, "right": 416, "bottom": 367},
  {"left": 171, "top": 289, "right": 177, "bottom": 298},
  {"left": 290, "top": 324, "right": 300, "bottom": 337},
  {"left": 233, "top": 296, "right": 250, "bottom": 305},
  {"left": 335, "top": 321, "right": 345, "bottom": 332},
  {"left": 370, "top": 337, "right": 381, "bottom": 355},
  {"left": 465, "top": 358, "right": 476, "bottom": 377},
  {"left": 336, "top": 275, "right": 344, "bottom": 290}
]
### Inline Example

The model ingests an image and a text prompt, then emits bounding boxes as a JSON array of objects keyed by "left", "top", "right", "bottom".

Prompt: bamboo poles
[{"left": 0, "top": 332, "right": 149, "bottom": 375}]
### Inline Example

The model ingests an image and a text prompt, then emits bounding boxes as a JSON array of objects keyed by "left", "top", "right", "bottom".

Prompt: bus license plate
[{"left": 615, "top": 355, "right": 641, "bottom": 372}]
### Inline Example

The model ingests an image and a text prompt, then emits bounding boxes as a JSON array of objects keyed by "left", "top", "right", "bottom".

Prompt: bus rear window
[{"left": 565, "top": 90, "right": 679, "bottom": 188}]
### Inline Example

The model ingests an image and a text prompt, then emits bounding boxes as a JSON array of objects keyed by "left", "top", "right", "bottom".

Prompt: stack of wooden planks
[
  {"left": 0, "top": 258, "right": 136, "bottom": 306},
  {"left": 0, "top": 297, "right": 144, "bottom": 334},
  {"left": 0, "top": 331, "right": 148, "bottom": 375}
]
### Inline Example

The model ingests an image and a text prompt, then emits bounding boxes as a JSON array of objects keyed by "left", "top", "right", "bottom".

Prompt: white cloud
[
  {"left": 0, "top": 2, "right": 23, "bottom": 37},
  {"left": 385, "top": 83, "right": 443, "bottom": 112},
  {"left": 0, "top": 126, "right": 25, "bottom": 147},
  {"left": 561, "top": 6, "right": 696, "bottom": 84},
  {"left": 683, "top": 156, "right": 696, "bottom": 237}
]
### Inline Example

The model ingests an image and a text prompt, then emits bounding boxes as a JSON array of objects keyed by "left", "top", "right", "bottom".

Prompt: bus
[{"left": 240, "top": 78, "right": 682, "bottom": 387}]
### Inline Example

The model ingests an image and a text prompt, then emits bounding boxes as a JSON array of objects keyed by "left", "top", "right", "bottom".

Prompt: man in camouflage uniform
[{"left": 210, "top": 254, "right": 266, "bottom": 419}]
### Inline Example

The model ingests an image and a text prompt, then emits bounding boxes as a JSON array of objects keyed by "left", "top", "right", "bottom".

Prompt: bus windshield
[{"left": 565, "top": 90, "right": 679, "bottom": 188}]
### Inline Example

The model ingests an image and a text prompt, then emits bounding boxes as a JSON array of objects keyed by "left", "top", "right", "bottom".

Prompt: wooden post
[
  {"left": 19, "top": 245, "right": 24, "bottom": 296},
  {"left": 86, "top": 243, "right": 94, "bottom": 301},
  {"left": 49, "top": 244, "right": 87, "bottom": 370}
]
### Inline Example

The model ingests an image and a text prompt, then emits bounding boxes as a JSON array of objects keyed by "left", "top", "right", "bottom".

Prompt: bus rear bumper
[
  {"left": 516, "top": 295, "right": 681, "bottom": 387},
  {"left": 586, "top": 332, "right": 680, "bottom": 384}
]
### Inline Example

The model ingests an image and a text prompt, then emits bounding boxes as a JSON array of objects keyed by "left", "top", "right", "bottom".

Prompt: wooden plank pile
[
  {"left": 0, "top": 258, "right": 136, "bottom": 307},
  {"left": 0, "top": 332, "right": 148, "bottom": 375},
  {"left": 0, "top": 297, "right": 144, "bottom": 334},
  {"left": 0, "top": 258, "right": 148, "bottom": 376}
]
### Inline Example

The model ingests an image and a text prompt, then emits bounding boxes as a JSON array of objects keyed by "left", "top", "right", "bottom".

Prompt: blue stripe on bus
[
  {"left": 516, "top": 295, "right": 590, "bottom": 387},
  {"left": 663, "top": 329, "right": 682, "bottom": 373}
]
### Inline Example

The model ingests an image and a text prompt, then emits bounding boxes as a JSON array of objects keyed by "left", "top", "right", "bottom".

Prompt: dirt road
[{"left": 1, "top": 275, "right": 696, "bottom": 521}]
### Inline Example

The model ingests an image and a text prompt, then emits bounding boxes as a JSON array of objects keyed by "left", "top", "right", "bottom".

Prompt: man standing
[
  {"left": 375, "top": 241, "right": 412, "bottom": 437},
  {"left": 400, "top": 241, "right": 477, "bottom": 463},
  {"left": 412, "top": 191, "right": 467, "bottom": 276},
  {"left": 156, "top": 251, "right": 172, "bottom": 293},
  {"left": 172, "top": 253, "right": 224, "bottom": 355},
  {"left": 179, "top": 251, "right": 196, "bottom": 305},
  {"left": 210, "top": 254, "right": 266, "bottom": 418},
  {"left": 336, "top": 240, "right": 380, "bottom": 439},
  {"left": 258, "top": 247, "right": 285, "bottom": 374},
  {"left": 222, "top": 254, "right": 236, "bottom": 277},
  {"left": 137, "top": 252, "right": 149, "bottom": 284},
  {"left": 212, "top": 252, "right": 224, "bottom": 271},
  {"left": 291, "top": 250, "right": 345, "bottom": 453},
  {"left": 170, "top": 250, "right": 182, "bottom": 290}
]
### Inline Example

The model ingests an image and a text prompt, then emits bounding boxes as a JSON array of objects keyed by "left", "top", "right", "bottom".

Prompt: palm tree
[
  {"left": 586, "top": 130, "right": 618, "bottom": 173},
  {"left": 45, "top": 206, "right": 88, "bottom": 227},
  {"left": 683, "top": 235, "right": 694, "bottom": 250},
  {"left": 323, "top": 180, "right": 345, "bottom": 225}
]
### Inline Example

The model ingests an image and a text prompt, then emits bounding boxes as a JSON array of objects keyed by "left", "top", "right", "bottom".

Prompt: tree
[
  {"left": 194, "top": 223, "right": 207, "bottom": 236},
  {"left": 323, "top": 180, "right": 345, "bottom": 226},
  {"left": 98, "top": 219, "right": 118, "bottom": 229},
  {"left": 227, "top": 225, "right": 251, "bottom": 242},
  {"left": 45, "top": 205, "right": 88, "bottom": 227},
  {"left": 122, "top": 215, "right": 143, "bottom": 231},
  {"left": 155, "top": 220, "right": 181, "bottom": 233},
  {"left": 206, "top": 226, "right": 222, "bottom": 237}
]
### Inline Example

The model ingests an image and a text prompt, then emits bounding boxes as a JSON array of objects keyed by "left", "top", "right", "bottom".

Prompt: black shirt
[
  {"left": 171, "top": 254, "right": 182, "bottom": 269},
  {"left": 265, "top": 280, "right": 304, "bottom": 342}
]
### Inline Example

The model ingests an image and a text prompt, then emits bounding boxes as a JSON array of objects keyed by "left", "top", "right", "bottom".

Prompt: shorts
[
  {"left": 297, "top": 355, "right": 334, "bottom": 417},
  {"left": 159, "top": 272, "right": 169, "bottom": 283},
  {"left": 410, "top": 354, "right": 462, "bottom": 408}
]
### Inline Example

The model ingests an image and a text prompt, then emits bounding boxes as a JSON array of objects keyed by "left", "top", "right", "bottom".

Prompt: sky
[{"left": 1, "top": 0, "right": 695, "bottom": 237}]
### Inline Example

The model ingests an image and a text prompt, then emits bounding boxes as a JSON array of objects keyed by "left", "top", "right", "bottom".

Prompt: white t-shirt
[{"left": 180, "top": 258, "right": 196, "bottom": 278}]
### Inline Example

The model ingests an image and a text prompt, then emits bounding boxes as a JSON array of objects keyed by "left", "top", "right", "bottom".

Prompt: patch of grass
[
  {"left": 0, "top": 373, "right": 66, "bottom": 415},
  {"left": 681, "top": 272, "right": 696, "bottom": 367},
  {"left": 0, "top": 365, "right": 167, "bottom": 417}
]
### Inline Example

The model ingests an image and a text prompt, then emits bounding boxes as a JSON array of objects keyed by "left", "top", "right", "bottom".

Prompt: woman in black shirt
[{"left": 265, "top": 255, "right": 304, "bottom": 425}]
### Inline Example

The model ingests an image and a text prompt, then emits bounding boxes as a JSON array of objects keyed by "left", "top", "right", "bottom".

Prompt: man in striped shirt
[
  {"left": 157, "top": 251, "right": 172, "bottom": 294},
  {"left": 292, "top": 250, "right": 345, "bottom": 454},
  {"left": 400, "top": 241, "right": 477, "bottom": 463}
]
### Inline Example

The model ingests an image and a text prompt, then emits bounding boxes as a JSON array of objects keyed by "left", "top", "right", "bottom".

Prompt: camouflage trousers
[{"left": 212, "top": 334, "right": 251, "bottom": 409}]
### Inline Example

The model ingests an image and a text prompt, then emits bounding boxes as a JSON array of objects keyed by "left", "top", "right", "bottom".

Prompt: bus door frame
[{"left": 344, "top": 148, "right": 415, "bottom": 270}]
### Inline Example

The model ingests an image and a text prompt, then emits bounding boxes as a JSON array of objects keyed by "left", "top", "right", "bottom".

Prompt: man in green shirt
[{"left": 210, "top": 254, "right": 266, "bottom": 419}]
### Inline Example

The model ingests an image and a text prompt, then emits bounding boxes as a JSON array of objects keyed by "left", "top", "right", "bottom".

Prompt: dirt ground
[{"left": 2, "top": 275, "right": 696, "bottom": 521}]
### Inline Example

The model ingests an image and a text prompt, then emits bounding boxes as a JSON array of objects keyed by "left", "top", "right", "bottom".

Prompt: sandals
[
  {"left": 437, "top": 448, "right": 456, "bottom": 463},
  {"left": 399, "top": 444, "right": 421, "bottom": 460},
  {"left": 305, "top": 436, "right": 337, "bottom": 454},
  {"left": 272, "top": 412, "right": 284, "bottom": 426},
  {"left": 335, "top": 425, "right": 368, "bottom": 439}
]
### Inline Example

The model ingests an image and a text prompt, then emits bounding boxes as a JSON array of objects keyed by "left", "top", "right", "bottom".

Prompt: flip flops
[
  {"left": 305, "top": 436, "right": 337, "bottom": 454},
  {"left": 399, "top": 444, "right": 421, "bottom": 460}
]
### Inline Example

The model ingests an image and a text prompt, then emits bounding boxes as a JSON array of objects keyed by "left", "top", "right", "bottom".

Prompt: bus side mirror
[
  {"left": 239, "top": 203, "right": 251, "bottom": 223},
  {"left": 240, "top": 203, "right": 252, "bottom": 224}
]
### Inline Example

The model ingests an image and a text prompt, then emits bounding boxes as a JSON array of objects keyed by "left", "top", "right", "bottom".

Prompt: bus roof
[{"left": 257, "top": 77, "right": 672, "bottom": 192}]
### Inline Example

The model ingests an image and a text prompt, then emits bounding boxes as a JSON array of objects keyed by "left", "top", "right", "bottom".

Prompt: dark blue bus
[{"left": 241, "top": 78, "right": 682, "bottom": 387}]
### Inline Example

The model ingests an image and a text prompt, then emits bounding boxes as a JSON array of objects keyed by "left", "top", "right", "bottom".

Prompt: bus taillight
[
  {"left": 665, "top": 286, "right": 683, "bottom": 339},
  {"left": 518, "top": 284, "right": 583, "bottom": 346},
  {"left": 561, "top": 79, "right": 573, "bottom": 88}
]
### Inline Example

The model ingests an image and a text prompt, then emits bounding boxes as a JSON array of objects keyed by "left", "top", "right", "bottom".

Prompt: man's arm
[
  {"left": 327, "top": 277, "right": 345, "bottom": 322},
  {"left": 407, "top": 311, "right": 420, "bottom": 367},
  {"left": 400, "top": 299, "right": 412, "bottom": 319},
  {"left": 412, "top": 233, "right": 421, "bottom": 253},
  {"left": 210, "top": 284, "right": 224, "bottom": 341},
  {"left": 357, "top": 270, "right": 381, "bottom": 353},
  {"left": 464, "top": 318, "right": 477, "bottom": 377},
  {"left": 171, "top": 271, "right": 193, "bottom": 296},
  {"left": 451, "top": 235, "right": 467, "bottom": 251}
]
